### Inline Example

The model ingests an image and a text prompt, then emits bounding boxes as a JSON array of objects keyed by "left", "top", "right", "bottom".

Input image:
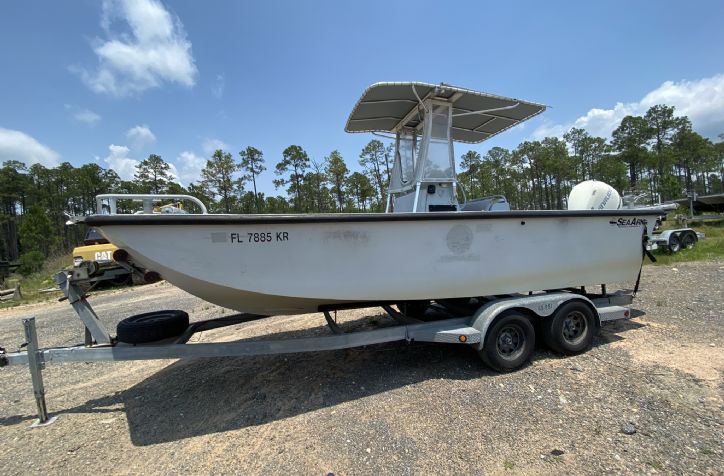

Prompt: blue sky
[{"left": 1, "top": 0, "right": 723, "bottom": 196}]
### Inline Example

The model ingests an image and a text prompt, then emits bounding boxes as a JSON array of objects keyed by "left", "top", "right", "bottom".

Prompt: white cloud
[
  {"left": 202, "top": 137, "right": 228, "bottom": 155},
  {"left": 76, "top": 0, "right": 197, "bottom": 96},
  {"left": 175, "top": 150, "right": 206, "bottom": 185},
  {"left": 102, "top": 144, "right": 138, "bottom": 180},
  {"left": 73, "top": 108, "right": 102, "bottom": 125},
  {"left": 0, "top": 127, "right": 60, "bottom": 167},
  {"left": 211, "top": 74, "right": 224, "bottom": 99},
  {"left": 126, "top": 124, "right": 156, "bottom": 149},
  {"left": 532, "top": 73, "right": 724, "bottom": 140}
]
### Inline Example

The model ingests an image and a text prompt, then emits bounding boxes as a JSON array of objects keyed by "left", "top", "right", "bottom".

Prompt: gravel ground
[{"left": 0, "top": 261, "right": 722, "bottom": 475}]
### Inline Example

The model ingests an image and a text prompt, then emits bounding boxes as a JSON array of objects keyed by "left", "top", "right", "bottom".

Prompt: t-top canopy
[{"left": 345, "top": 82, "right": 546, "bottom": 144}]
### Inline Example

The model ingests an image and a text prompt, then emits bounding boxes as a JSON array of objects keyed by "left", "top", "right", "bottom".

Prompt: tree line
[
  {"left": 1, "top": 103, "right": 722, "bottom": 268},
  {"left": 458, "top": 105, "right": 723, "bottom": 210}
]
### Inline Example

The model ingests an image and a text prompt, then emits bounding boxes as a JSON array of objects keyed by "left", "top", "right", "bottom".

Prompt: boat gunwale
[{"left": 83, "top": 209, "right": 665, "bottom": 226}]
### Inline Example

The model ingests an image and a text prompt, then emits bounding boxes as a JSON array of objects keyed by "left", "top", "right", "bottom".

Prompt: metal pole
[
  {"left": 22, "top": 317, "right": 56, "bottom": 427},
  {"left": 412, "top": 182, "right": 422, "bottom": 213}
]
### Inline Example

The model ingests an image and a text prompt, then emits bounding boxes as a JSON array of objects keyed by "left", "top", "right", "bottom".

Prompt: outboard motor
[{"left": 567, "top": 180, "right": 622, "bottom": 210}]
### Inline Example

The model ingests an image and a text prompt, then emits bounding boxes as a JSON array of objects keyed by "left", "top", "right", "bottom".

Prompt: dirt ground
[{"left": 0, "top": 261, "right": 722, "bottom": 475}]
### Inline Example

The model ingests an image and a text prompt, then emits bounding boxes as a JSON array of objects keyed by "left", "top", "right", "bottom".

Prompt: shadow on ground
[{"left": 1, "top": 310, "right": 646, "bottom": 445}]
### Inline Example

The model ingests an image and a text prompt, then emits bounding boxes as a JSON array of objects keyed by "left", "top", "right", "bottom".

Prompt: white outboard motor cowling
[{"left": 567, "top": 180, "right": 622, "bottom": 210}]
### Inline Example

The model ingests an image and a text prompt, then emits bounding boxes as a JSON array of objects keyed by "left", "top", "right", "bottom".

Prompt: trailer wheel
[
  {"left": 667, "top": 235, "right": 681, "bottom": 253},
  {"left": 478, "top": 312, "right": 535, "bottom": 372},
  {"left": 117, "top": 310, "right": 189, "bottom": 344},
  {"left": 543, "top": 302, "right": 595, "bottom": 355},
  {"left": 681, "top": 232, "right": 696, "bottom": 249}
]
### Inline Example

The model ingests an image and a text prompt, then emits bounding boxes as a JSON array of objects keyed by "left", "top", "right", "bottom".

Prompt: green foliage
[
  {"left": 564, "top": 128, "right": 608, "bottom": 181},
  {"left": 201, "top": 149, "right": 240, "bottom": 213},
  {"left": 612, "top": 115, "right": 651, "bottom": 187},
  {"left": 642, "top": 105, "right": 692, "bottom": 200},
  {"left": 263, "top": 195, "right": 292, "bottom": 213},
  {"left": 275, "top": 145, "right": 310, "bottom": 211},
  {"left": 326, "top": 150, "right": 348, "bottom": 211},
  {"left": 0, "top": 253, "right": 73, "bottom": 307},
  {"left": 239, "top": 146, "right": 266, "bottom": 212},
  {"left": 345, "top": 172, "right": 375, "bottom": 211},
  {"left": 17, "top": 250, "right": 45, "bottom": 276},
  {"left": 19, "top": 205, "right": 57, "bottom": 255},
  {"left": 359, "top": 139, "right": 390, "bottom": 205},
  {"left": 593, "top": 154, "right": 628, "bottom": 191},
  {"left": 134, "top": 154, "right": 172, "bottom": 194}
]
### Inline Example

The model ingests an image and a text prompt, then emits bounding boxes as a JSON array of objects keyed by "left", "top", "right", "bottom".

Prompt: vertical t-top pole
[{"left": 22, "top": 317, "right": 56, "bottom": 427}]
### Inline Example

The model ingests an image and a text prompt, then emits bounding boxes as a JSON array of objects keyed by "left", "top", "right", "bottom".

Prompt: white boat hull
[{"left": 88, "top": 211, "right": 657, "bottom": 315}]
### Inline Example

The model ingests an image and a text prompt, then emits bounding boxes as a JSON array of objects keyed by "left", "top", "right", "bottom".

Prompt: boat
[{"left": 83, "top": 82, "right": 663, "bottom": 315}]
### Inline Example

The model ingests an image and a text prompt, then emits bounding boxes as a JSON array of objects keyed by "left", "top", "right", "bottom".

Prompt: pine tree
[
  {"left": 326, "top": 150, "right": 348, "bottom": 211},
  {"left": 275, "top": 145, "right": 309, "bottom": 211},
  {"left": 134, "top": 154, "right": 172, "bottom": 194},
  {"left": 239, "top": 146, "right": 266, "bottom": 212},
  {"left": 201, "top": 149, "right": 239, "bottom": 213}
]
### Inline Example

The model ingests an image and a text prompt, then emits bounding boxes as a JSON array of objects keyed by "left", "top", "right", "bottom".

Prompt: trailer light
[
  {"left": 459, "top": 335, "right": 467, "bottom": 343},
  {"left": 624, "top": 310, "right": 630, "bottom": 318}
]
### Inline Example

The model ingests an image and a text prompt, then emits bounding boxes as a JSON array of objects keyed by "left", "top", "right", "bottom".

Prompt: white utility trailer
[
  {"left": 646, "top": 228, "right": 704, "bottom": 253},
  {"left": 1, "top": 264, "right": 636, "bottom": 427}
]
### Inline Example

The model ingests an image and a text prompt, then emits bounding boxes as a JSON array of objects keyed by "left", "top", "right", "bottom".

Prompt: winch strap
[
  {"left": 634, "top": 233, "right": 656, "bottom": 296},
  {"left": 645, "top": 249, "right": 657, "bottom": 263}
]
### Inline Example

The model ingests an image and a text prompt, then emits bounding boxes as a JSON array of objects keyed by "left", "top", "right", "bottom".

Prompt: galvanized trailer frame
[
  {"left": 0, "top": 268, "right": 633, "bottom": 427},
  {"left": 646, "top": 228, "right": 704, "bottom": 253}
]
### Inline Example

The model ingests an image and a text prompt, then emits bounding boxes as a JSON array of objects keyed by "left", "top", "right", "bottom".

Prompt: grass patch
[
  {"left": 645, "top": 219, "right": 724, "bottom": 266},
  {"left": 0, "top": 253, "right": 71, "bottom": 308}
]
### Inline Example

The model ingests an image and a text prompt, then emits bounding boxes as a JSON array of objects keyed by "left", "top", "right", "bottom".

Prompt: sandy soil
[{"left": 0, "top": 262, "right": 722, "bottom": 475}]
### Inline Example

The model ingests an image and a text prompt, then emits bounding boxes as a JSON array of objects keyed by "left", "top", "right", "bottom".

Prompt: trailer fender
[{"left": 469, "top": 293, "right": 598, "bottom": 351}]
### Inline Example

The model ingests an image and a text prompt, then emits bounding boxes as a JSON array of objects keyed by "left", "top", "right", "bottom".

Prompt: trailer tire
[
  {"left": 117, "top": 310, "right": 189, "bottom": 344},
  {"left": 681, "top": 232, "right": 696, "bottom": 249},
  {"left": 478, "top": 312, "right": 535, "bottom": 372},
  {"left": 667, "top": 235, "right": 681, "bottom": 253},
  {"left": 543, "top": 301, "right": 595, "bottom": 355}
]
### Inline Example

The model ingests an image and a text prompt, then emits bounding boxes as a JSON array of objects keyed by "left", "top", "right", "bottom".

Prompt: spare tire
[{"left": 117, "top": 310, "right": 189, "bottom": 344}]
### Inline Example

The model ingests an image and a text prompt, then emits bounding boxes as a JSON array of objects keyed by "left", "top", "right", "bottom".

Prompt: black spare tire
[{"left": 116, "top": 310, "right": 189, "bottom": 344}]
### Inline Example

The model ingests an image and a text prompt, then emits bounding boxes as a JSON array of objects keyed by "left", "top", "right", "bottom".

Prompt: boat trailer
[{"left": 0, "top": 267, "right": 634, "bottom": 427}]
